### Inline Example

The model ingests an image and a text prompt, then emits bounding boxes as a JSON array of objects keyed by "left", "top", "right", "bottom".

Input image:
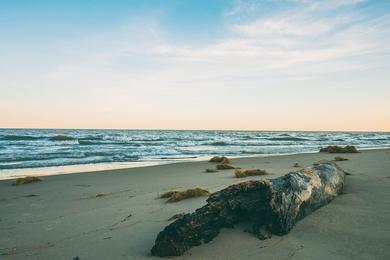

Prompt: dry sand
[{"left": 1, "top": 149, "right": 389, "bottom": 259}]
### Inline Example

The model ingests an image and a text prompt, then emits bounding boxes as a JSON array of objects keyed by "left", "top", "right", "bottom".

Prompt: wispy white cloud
[
  {"left": 303, "top": 0, "right": 367, "bottom": 11},
  {"left": 225, "top": 0, "right": 261, "bottom": 17},
  {"left": 46, "top": 0, "right": 390, "bottom": 88}
]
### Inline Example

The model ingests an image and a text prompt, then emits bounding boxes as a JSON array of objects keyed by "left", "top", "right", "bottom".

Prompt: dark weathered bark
[{"left": 151, "top": 161, "right": 345, "bottom": 257}]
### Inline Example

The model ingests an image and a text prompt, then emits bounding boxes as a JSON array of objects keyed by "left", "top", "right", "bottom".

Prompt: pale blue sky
[{"left": 1, "top": 0, "right": 390, "bottom": 130}]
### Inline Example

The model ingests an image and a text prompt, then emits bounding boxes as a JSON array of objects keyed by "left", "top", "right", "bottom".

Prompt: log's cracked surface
[{"left": 151, "top": 161, "right": 345, "bottom": 257}]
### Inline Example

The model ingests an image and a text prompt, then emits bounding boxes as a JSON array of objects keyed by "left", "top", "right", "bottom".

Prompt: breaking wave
[
  {"left": 1, "top": 129, "right": 389, "bottom": 171},
  {"left": 49, "top": 135, "right": 75, "bottom": 141}
]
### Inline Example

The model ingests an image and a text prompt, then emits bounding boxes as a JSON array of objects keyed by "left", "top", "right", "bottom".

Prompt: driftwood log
[{"left": 151, "top": 161, "right": 345, "bottom": 257}]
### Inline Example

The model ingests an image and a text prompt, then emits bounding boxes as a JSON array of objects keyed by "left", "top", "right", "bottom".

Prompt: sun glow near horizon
[{"left": 1, "top": 0, "right": 390, "bottom": 131}]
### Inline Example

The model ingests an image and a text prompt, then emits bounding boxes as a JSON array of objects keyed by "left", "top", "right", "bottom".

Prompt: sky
[{"left": 1, "top": 0, "right": 389, "bottom": 131}]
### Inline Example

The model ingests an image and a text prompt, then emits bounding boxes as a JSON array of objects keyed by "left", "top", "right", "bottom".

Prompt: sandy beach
[{"left": 1, "top": 149, "right": 389, "bottom": 259}]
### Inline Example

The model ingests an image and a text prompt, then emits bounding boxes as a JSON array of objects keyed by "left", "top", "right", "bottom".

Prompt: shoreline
[
  {"left": 0, "top": 148, "right": 389, "bottom": 259},
  {"left": 1, "top": 146, "right": 389, "bottom": 181}
]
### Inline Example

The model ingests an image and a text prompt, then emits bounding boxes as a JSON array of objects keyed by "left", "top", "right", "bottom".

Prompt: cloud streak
[{"left": 46, "top": 0, "right": 389, "bottom": 87}]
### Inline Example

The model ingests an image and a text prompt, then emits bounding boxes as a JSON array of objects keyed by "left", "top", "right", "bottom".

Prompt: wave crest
[
  {"left": 49, "top": 135, "right": 75, "bottom": 141},
  {"left": 2, "top": 135, "right": 42, "bottom": 141},
  {"left": 267, "top": 137, "right": 308, "bottom": 141}
]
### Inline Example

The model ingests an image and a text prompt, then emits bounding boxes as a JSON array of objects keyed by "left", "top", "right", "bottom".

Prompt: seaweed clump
[
  {"left": 168, "top": 213, "right": 185, "bottom": 221},
  {"left": 234, "top": 169, "right": 268, "bottom": 178},
  {"left": 160, "top": 188, "right": 211, "bottom": 203},
  {"left": 205, "top": 169, "right": 218, "bottom": 173},
  {"left": 12, "top": 176, "right": 42, "bottom": 186},
  {"left": 293, "top": 162, "right": 301, "bottom": 168},
  {"left": 319, "top": 145, "right": 359, "bottom": 153},
  {"left": 216, "top": 164, "right": 236, "bottom": 170},
  {"left": 334, "top": 156, "right": 348, "bottom": 161},
  {"left": 209, "top": 156, "right": 230, "bottom": 164}
]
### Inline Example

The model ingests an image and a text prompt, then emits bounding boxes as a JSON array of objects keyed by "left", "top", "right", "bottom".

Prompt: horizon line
[{"left": 1, "top": 127, "right": 389, "bottom": 133}]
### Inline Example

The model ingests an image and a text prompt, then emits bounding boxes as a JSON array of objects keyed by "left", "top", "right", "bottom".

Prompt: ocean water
[{"left": 1, "top": 129, "right": 390, "bottom": 173}]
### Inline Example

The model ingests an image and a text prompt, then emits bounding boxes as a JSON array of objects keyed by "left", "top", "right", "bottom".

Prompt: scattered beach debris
[
  {"left": 234, "top": 169, "right": 268, "bottom": 178},
  {"left": 205, "top": 169, "right": 218, "bottom": 173},
  {"left": 334, "top": 156, "right": 349, "bottom": 161},
  {"left": 82, "top": 192, "right": 112, "bottom": 199},
  {"left": 103, "top": 237, "right": 112, "bottom": 240},
  {"left": 95, "top": 192, "right": 111, "bottom": 198},
  {"left": 81, "top": 188, "right": 131, "bottom": 199},
  {"left": 160, "top": 188, "right": 211, "bottom": 203},
  {"left": 216, "top": 164, "right": 236, "bottom": 170},
  {"left": 252, "top": 226, "right": 272, "bottom": 240},
  {"left": 319, "top": 145, "right": 359, "bottom": 153},
  {"left": 24, "top": 194, "right": 38, "bottom": 197},
  {"left": 121, "top": 214, "right": 133, "bottom": 223},
  {"left": 168, "top": 213, "right": 185, "bottom": 221},
  {"left": 293, "top": 162, "right": 301, "bottom": 168},
  {"left": 75, "top": 184, "right": 92, "bottom": 187},
  {"left": 12, "top": 176, "right": 42, "bottom": 186},
  {"left": 73, "top": 256, "right": 80, "bottom": 260},
  {"left": 151, "top": 162, "right": 345, "bottom": 257},
  {"left": 209, "top": 156, "right": 230, "bottom": 164}
]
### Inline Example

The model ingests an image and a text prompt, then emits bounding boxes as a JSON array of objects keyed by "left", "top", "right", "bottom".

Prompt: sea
[{"left": 1, "top": 129, "right": 389, "bottom": 178}]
